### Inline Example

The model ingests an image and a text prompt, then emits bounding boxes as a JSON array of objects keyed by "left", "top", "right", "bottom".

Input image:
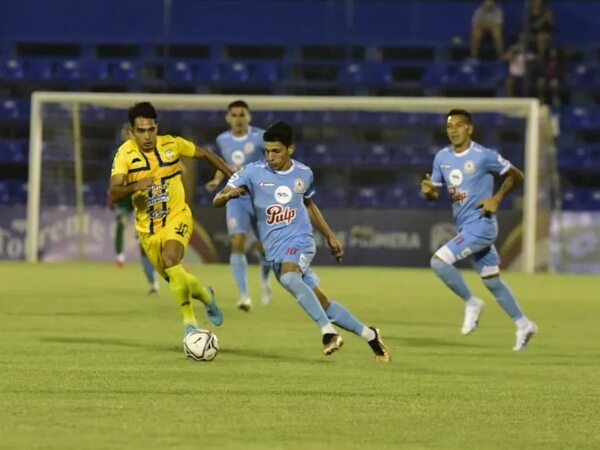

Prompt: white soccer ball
[{"left": 183, "top": 329, "right": 219, "bottom": 361}]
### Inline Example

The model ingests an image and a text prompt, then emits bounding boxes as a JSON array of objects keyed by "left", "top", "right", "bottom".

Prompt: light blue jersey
[
  {"left": 216, "top": 126, "right": 265, "bottom": 170},
  {"left": 431, "top": 141, "right": 512, "bottom": 275},
  {"left": 431, "top": 141, "right": 511, "bottom": 229},
  {"left": 227, "top": 160, "right": 316, "bottom": 263}
]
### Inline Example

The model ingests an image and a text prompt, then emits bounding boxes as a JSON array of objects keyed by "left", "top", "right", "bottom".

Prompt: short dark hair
[
  {"left": 263, "top": 121, "right": 294, "bottom": 147},
  {"left": 447, "top": 109, "right": 472, "bottom": 124},
  {"left": 128, "top": 102, "right": 157, "bottom": 127},
  {"left": 227, "top": 100, "right": 250, "bottom": 111}
]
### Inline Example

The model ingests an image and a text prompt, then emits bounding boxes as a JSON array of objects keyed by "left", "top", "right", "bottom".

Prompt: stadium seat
[
  {"left": 220, "top": 62, "right": 249, "bottom": 84},
  {"left": 358, "top": 144, "right": 391, "bottom": 165},
  {"left": 569, "top": 63, "right": 598, "bottom": 87},
  {"left": 111, "top": 60, "right": 138, "bottom": 83},
  {"left": 337, "top": 63, "right": 365, "bottom": 86},
  {"left": 560, "top": 106, "right": 599, "bottom": 130},
  {"left": 0, "top": 59, "right": 25, "bottom": 81},
  {"left": 354, "top": 187, "right": 383, "bottom": 208},
  {"left": 421, "top": 64, "right": 450, "bottom": 88},
  {"left": 165, "top": 60, "right": 194, "bottom": 84},
  {"left": 250, "top": 62, "right": 280, "bottom": 84},
  {"left": 55, "top": 59, "right": 82, "bottom": 82},
  {"left": 24, "top": 59, "right": 53, "bottom": 81},
  {"left": 0, "top": 181, "right": 11, "bottom": 203},
  {"left": 195, "top": 62, "right": 220, "bottom": 84},
  {"left": 557, "top": 147, "right": 591, "bottom": 171},
  {"left": 0, "top": 140, "right": 28, "bottom": 163},
  {"left": 315, "top": 186, "right": 349, "bottom": 207},
  {"left": 0, "top": 99, "right": 21, "bottom": 121}
]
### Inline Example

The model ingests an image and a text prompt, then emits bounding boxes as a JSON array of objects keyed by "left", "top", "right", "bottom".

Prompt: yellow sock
[
  {"left": 185, "top": 272, "right": 212, "bottom": 305},
  {"left": 164, "top": 264, "right": 197, "bottom": 325}
]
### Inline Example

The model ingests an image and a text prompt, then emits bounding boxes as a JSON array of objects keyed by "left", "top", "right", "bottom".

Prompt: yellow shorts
[{"left": 138, "top": 208, "right": 194, "bottom": 279}]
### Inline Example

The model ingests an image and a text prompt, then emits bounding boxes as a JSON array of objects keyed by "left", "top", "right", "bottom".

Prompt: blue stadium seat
[
  {"left": 165, "top": 60, "right": 194, "bottom": 84},
  {"left": 0, "top": 99, "right": 21, "bottom": 121},
  {"left": 421, "top": 64, "right": 450, "bottom": 88},
  {"left": 0, "top": 59, "right": 25, "bottom": 81},
  {"left": 358, "top": 144, "right": 391, "bottom": 165},
  {"left": 560, "top": 106, "right": 598, "bottom": 130},
  {"left": 55, "top": 59, "right": 82, "bottom": 82},
  {"left": 365, "top": 63, "right": 393, "bottom": 86},
  {"left": 354, "top": 187, "right": 383, "bottom": 208},
  {"left": 453, "top": 63, "right": 479, "bottom": 85},
  {"left": 220, "top": 62, "right": 249, "bottom": 84},
  {"left": 315, "top": 186, "right": 349, "bottom": 207},
  {"left": 250, "top": 62, "right": 280, "bottom": 84},
  {"left": 384, "top": 185, "right": 410, "bottom": 208},
  {"left": 85, "top": 60, "right": 110, "bottom": 82},
  {"left": 111, "top": 60, "right": 138, "bottom": 82},
  {"left": 558, "top": 146, "right": 591, "bottom": 170},
  {"left": 589, "top": 190, "right": 600, "bottom": 210},
  {"left": 0, "top": 139, "right": 28, "bottom": 163},
  {"left": 24, "top": 59, "right": 53, "bottom": 81},
  {"left": 0, "top": 181, "right": 11, "bottom": 203},
  {"left": 337, "top": 63, "right": 365, "bottom": 86},
  {"left": 569, "top": 63, "right": 598, "bottom": 87},
  {"left": 195, "top": 62, "right": 220, "bottom": 84}
]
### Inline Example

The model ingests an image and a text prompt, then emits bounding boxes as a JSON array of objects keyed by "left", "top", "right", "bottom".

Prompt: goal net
[{"left": 27, "top": 92, "right": 555, "bottom": 273}]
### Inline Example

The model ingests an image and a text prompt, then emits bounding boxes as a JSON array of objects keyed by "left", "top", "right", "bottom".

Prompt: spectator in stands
[
  {"left": 535, "top": 47, "right": 565, "bottom": 108},
  {"left": 527, "top": 0, "right": 554, "bottom": 60},
  {"left": 504, "top": 34, "right": 535, "bottom": 97},
  {"left": 470, "top": 0, "right": 504, "bottom": 60}
]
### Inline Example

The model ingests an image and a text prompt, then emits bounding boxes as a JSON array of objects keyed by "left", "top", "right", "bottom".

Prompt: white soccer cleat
[
  {"left": 461, "top": 298, "right": 485, "bottom": 335},
  {"left": 513, "top": 321, "right": 538, "bottom": 351},
  {"left": 237, "top": 295, "right": 252, "bottom": 312},
  {"left": 261, "top": 281, "right": 272, "bottom": 305}
]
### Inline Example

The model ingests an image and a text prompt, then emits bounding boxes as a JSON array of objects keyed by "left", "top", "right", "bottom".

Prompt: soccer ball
[{"left": 183, "top": 329, "right": 219, "bottom": 361}]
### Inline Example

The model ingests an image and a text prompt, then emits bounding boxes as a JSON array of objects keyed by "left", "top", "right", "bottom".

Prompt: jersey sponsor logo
[
  {"left": 231, "top": 150, "right": 245, "bottom": 167},
  {"left": 244, "top": 142, "right": 255, "bottom": 154},
  {"left": 464, "top": 160, "right": 475, "bottom": 174},
  {"left": 449, "top": 169, "right": 464, "bottom": 186},
  {"left": 274, "top": 186, "right": 293, "bottom": 204},
  {"left": 293, "top": 178, "right": 306, "bottom": 194},
  {"left": 149, "top": 208, "right": 169, "bottom": 220},
  {"left": 265, "top": 204, "right": 296, "bottom": 225},
  {"left": 164, "top": 149, "right": 175, "bottom": 160},
  {"left": 440, "top": 164, "right": 451, "bottom": 169},
  {"left": 259, "top": 181, "right": 275, "bottom": 187},
  {"left": 447, "top": 187, "right": 468, "bottom": 204}
]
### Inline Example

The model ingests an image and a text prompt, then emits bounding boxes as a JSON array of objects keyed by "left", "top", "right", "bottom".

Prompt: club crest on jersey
[
  {"left": 165, "top": 149, "right": 175, "bottom": 160},
  {"left": 293, "top": 178, "right": 306, "bottom": 193},
  {"left": 244, "top": 142, "right": 255, "bottom": 154},
  {"left": 449, "top": 169, "right": 464, "bottom": 186},
  {"left": 231, "top": 150, "right": 245, "bottom": 166},
  {"left": 266, "top": 204, "right": 296, "bottom": 225},
  {"left": 274, "top": 186, "right": 293, "bottom": 204},
  {"left": 464, "top": 160, "right": 475, "bottom": 174}
]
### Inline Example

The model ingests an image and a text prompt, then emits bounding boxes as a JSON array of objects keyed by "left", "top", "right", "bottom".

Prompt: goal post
[{"left": 27, "top": 91, "right": 552, "bottom": 272}]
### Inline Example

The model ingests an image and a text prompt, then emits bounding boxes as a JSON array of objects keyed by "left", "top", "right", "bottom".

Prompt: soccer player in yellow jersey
[{"left": 109, "top": 102, "right": 233, "bottom": 337}]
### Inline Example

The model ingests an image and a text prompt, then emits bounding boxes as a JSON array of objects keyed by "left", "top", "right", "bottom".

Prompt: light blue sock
[
  {"left": 230, "top": 253, "right": 249, "bottom": 297},
  {"left": 260, "top": 255, "right": 271, "bottom": 283},
  {"left": 141, "top": 251, "right": 156, "bottom": 284},
  {"left": 325, "top": 301, "right": 366, "bottom": 336},
  {"left": 482, "top": 276, "right": 525, "bottom": 321},
  {"left": 279, "top": 272, "right": 330, "bottom": 328},
  {"left": 430, "top": 257, "right": 473, "bottom": 301}
]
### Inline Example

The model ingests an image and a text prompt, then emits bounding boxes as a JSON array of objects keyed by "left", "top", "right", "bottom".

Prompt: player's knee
[
  {"left": 231, "top": 234, "right": 246, "bottom": 253},
  {"left": 314, "top": 288, "right": 330, "bottom": 309},
  {"left": 279, "top": 271, "right": 303, "bottom": 292},
  {"left": 162, "top": 251, "right": 180, "bottom": 269},
  {"left": 481, "top": 273, "right": 502, "bottom": 292}
]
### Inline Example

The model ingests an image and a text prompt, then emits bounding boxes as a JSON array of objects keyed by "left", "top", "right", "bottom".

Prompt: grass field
[{"left": 1, "top": 261, "right": 599, "bottom": 450}]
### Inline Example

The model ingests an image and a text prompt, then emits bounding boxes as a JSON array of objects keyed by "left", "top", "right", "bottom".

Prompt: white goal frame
[{"left": 27, "top": 92, "right": 546, "bottom": 272}]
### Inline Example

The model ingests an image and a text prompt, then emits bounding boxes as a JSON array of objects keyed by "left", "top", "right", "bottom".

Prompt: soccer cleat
[
  {"left": 367, "top": 327, "right": 391, "bottom": 362},
  {"left": 148, "top": 282, "right": 160, "bottom": 296},
  {"left": 204, "top": 287, "right": 224, "bottom": 326},
  {"left": 513, "top": 321, "right": 538, "bottom": 351},
  {"left": 461, "top": 298, "right": 485, "bottom": 335},
  {"left": 322, "top": 333, "right": 344, "bottom": 356},
  {"left": 237, "top": 295, "right": 252, "bottom": 312},
  {"left": 261, "top": 281, "right": 272, "bottom": 306},
  {"left": 115, "top": 253, "right": 125, "bottom": 267},
  {"left": 184, "top": 323, "right": 199, "bottom": 338}
]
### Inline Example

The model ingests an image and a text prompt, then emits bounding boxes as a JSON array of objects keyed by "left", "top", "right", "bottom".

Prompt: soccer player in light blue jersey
[
  {"left": 205, "top": 100, "right": 272, "bottom": 311},
  {"left": 213, "top": 121, "right": 390, "bottom": 361},
  {"left": 421, "top": 109, "right": 538, "bottom": 351}
]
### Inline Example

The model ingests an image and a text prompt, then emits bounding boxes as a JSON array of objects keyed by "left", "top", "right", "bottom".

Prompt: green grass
[{"left": 1, "top": 262, "right": 599, "bottom": 450}]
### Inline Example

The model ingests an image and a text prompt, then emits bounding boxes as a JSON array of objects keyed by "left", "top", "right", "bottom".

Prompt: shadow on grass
[{"left": 388, "top": 335, "right": 488, "bottom": 348}]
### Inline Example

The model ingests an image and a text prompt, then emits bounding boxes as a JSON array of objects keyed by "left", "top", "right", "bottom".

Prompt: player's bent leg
[
  {"left": 230, "top": 233, "right": 252, "bottom": 312},
  {"left": 186, "top": 273, "right": 223, "bottom": 327},
  {"left": 481, "top": 272, "right": 538, "bottom": 351},
  {"left": 115, "top": 214, "right": 127, "bottom": 266},
  {"left": 278, "top": 264, "right": 341, "bottom": 356}
]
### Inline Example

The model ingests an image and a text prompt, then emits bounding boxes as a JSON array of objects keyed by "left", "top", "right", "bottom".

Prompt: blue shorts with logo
[
  {"left": 435, "top": 218, "right": 501, "bottom": 277},
  {"left": 225, "top": 195, "right": 259, "bottom": 237},
  {"left": 271, "top": 237, "right": 321, "bottom": 289}
]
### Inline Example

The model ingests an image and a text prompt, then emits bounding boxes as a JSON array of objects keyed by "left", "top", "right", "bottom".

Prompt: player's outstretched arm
[
  {"left": 213, "top": 186, "right": 247, "bottom": 208},
  {"left": 193, "top": 146, "right": 234, "bottom": 179},
  {"left": 479, "top": 165, "right": 524, "bottom": 216},
  {"left": 421, "top": 173, "right": 440, "bottom": 201},
  {"left": 304, "top": 197, "right": 344, "bottom": 262},
  {"left": 109, "top": 174, "right": 153, "bottom": 203}
]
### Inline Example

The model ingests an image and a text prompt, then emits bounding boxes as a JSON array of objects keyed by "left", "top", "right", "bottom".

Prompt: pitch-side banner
[{"left": 0, "top": 205, "right": 543, "bottom": 269}]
